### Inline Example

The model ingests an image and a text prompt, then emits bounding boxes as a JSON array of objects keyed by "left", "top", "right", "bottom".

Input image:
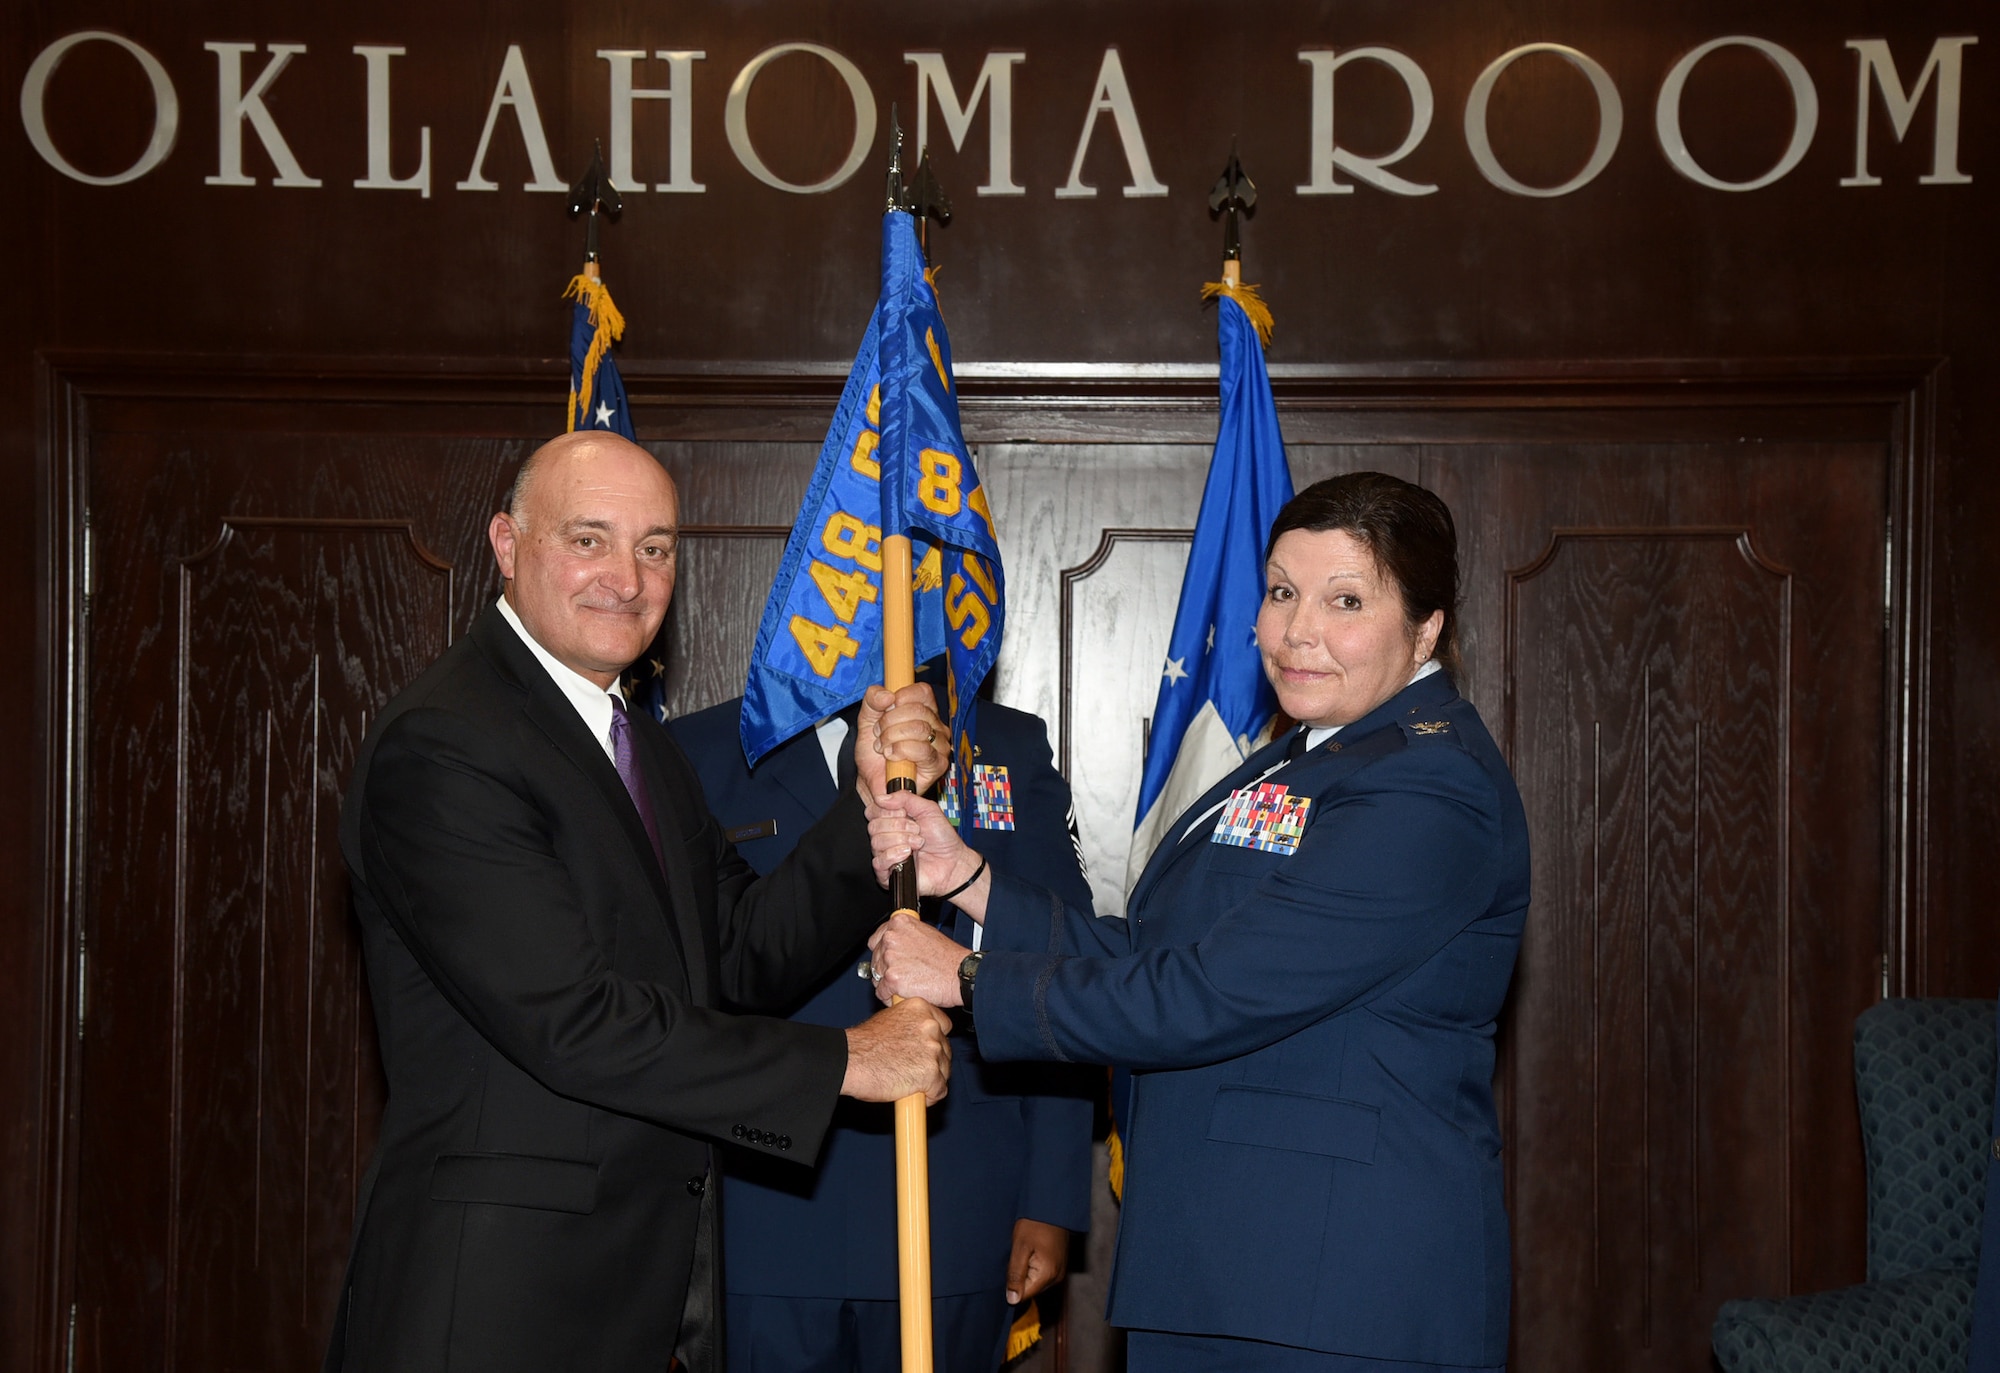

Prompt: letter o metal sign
[
  {"left": 21, "top": 31, "right": 180, "bottom": 185},
  {"left": 724, "top": 43, "right": 878, "bottom": 194},
  {"left": 1464, "top": 44, "right": 1625, "bottom": 198},
  {"left": 1656, "top": 36, "right": 1819, "bottom": 191}
]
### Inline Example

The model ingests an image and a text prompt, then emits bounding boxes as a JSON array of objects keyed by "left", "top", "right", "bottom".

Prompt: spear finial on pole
[
  {"left": 885, "top": 105, "right": 912, "bottom": 214},
  {"left": 911, "top": 147, "right": 952, "bottom": 264},
  {"left": 1208, "top": 138, "right": 1257, "bottom": 287},
  {"left": 568, "top": 140, "right": 623, "bottom": 280}
]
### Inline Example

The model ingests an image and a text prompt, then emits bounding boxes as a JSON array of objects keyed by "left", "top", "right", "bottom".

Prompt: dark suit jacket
[
  {"left": 330, "top": 604, "right": 887, "bottom": 1372},
  {"left": 972, "top": 671, "right": 1529, "bottom": 1368},
  {"left": 673, "top": 698, "right": 1094, "bottom": 1301}
]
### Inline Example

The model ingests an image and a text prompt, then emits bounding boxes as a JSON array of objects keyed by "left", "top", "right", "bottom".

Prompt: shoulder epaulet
[{"left": 1398, "top": 708, "right": 1467, "bottom": 746}]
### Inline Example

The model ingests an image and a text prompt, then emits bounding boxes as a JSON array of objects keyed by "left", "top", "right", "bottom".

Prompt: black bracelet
[{"left": 939, "top": 857, "right": 987, "bottom": 903}]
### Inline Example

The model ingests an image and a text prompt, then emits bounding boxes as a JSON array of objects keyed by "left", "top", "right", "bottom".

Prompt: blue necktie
[{"left": 609, "top": 695, "right": 665, "bottom": 870}]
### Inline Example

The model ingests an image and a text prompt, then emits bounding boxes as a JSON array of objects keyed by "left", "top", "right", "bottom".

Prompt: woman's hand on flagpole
[
  {"left": 854, "top": 683, "right": 951, "bottom": 799},
  {"left": 868, "top": 791, "right": 990, "bottom": 919},
  {"left": 868, "top": 914, "right": 970, "bottom": 1008}
]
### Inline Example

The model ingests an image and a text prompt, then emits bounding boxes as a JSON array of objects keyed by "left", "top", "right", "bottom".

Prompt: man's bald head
[
  {"left": 505, "top": 430, "right": 674, "bottom": 529},
  {"left": 489, "top": 432, "right": 681, "bottom": 688}
]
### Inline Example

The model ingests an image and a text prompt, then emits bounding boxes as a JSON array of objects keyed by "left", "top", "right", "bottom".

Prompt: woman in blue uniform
[{"left": 867, "top": 472, "right": 1530, "bottom": 1372}]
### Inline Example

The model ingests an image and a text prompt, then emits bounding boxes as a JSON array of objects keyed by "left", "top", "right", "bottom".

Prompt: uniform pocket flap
[
  {"left": 429, "top": 1152, "right": 599, "bottom": 1214},
  {"left": 1206, "top": 1085, "right": 1380, "bottom": 1163}
]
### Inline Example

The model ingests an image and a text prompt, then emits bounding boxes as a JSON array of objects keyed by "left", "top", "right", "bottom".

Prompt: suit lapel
[
  {"left": 759, "top": 724, "right": 840, "bottom": 818},
  {"left": 632, "top": 723, "right": 716, "bottom": 1006},
  {"left": 469, "top": 608, "right": 694, "bottom": 980}
]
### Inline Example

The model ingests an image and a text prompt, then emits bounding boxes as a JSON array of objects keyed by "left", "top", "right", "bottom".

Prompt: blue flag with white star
[
  {"left": 739, "top": 211, "right": 1004, "bottom": 771},
  {"left": 1127, "top": 287, "right": 1294, "bottom": 889}
]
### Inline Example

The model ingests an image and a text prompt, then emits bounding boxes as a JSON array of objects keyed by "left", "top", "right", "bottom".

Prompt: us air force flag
[
  {"left": 1127, "top": 288, "right": 1294, "bottom": 891},
  {"left": 740, "top": 210, "right": 1004, "bottom": 769}
]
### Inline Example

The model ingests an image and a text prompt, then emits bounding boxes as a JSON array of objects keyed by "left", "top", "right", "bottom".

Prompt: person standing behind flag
[
  {"left": 867, "top": 472, "right": 1530, "bottom": 1373},
  {"left": 674, "top": 684, "right": 1093, "bottom": 1373}
]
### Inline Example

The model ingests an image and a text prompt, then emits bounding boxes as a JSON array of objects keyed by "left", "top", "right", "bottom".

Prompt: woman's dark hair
[{"left": 1263, "top": 471, "right": 1463, "bottom": 680}]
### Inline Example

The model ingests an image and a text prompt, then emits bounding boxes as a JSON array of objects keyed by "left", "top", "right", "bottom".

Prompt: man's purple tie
[{"left": 609, "top": 695, "right": 665, "bottom": 870}]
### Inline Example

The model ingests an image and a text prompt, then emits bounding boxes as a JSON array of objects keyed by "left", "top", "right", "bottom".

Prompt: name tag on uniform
[
  {"left": 1210, "top": 782, "right": 1311, "bottom": 855},
  {"left": 972, "top": 764, "right": 1015, "bottom": 831},
  {"left": 725, "top": 818, "right": 778, "bottom": 844}
]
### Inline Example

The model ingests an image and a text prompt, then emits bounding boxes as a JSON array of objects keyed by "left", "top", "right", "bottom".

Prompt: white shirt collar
[
  {"left": 495, "top": 595, "right": 624, "bottom": 761},
  {"left": 813, "top": 715, "right": 850, "bottom": 784},
  {"left": 1304, "top": 658, "right": 1442, "bottom": 751}
]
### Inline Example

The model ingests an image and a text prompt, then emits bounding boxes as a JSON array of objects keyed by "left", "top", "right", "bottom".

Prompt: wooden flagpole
[
  {"left": 880, "top": 535, "right": 933, "bottom": 1373},
  {"left": 881, "top": 106, "right": 937, "bottom": 1373}
]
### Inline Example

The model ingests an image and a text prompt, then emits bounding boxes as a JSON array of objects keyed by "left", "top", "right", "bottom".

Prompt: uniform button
[
  {"left": 778, "top": 1135, "right": 792, "bottom": 1151},
  {"left": 687, "top": 1174, "right": 708, "bottom": 1197},
  {"left": 732, "top": 1124, "right": 746, "bottom": 1139}
]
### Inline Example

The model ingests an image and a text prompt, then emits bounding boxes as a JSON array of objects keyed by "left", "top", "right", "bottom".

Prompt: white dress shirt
[{"left": 495, "top": 595, "right": 626, "bottom": 763}]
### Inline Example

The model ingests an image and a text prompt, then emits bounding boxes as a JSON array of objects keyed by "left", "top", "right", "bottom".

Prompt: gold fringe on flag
[
  {"left": 1002, "top": 1299, "right": 1042, "bottom": 1367},
  {"left": 563, "top": 272, "right": 628, "bottom": 432},
  {"left": 1107, "top": 1121, "right": 1126, "bottom": 1203},
  {"left": 1199, "top": 278, "right": 1275, "bottom": 349}
]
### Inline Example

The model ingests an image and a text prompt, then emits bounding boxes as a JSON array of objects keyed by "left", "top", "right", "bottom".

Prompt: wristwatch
[{"left": 957, "top": 950, "right": 985, "bottom": 1014}]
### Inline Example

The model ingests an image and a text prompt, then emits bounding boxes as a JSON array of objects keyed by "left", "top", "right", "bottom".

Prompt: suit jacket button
[
  {"left": 732, "top": 1124, "right": 746, "bottom": 1139},
  {"left": 778, "top": 1135, "right": 792, "bottom": 1151},
  {"left": 687, "top": 1174, "right": 707, "bottom": 1197}
]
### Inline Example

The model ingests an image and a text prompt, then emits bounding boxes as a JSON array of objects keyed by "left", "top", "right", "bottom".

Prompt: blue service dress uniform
[
  {"left": 673, "top": 697, "right": 1095, "bottom": 1373},
  {"left": 967, "top": 670, "right": 1529, "bottom": 1372}
]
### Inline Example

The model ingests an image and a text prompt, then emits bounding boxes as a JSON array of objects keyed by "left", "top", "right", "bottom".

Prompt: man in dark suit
[
  {"left": 329, "top": 431, "right": 954, "bottom": 1373},
  {"left": 675, "top": 692, "right": 1095, "bottom": 1372}
]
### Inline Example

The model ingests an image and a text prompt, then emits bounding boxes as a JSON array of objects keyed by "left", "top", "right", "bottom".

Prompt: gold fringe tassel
[
  {"left": 1002, "top": 1299, "right": 1042, "bottom": 1366},
  {"left": 1199, "top": 278, "right": 1275, "bottom": 349},
  {"left": 1107, "top": 1123, "right": 1125, "bottom": 1203},
  {"left": 563, "top": 273, "right": 627, "bottom": 432}
]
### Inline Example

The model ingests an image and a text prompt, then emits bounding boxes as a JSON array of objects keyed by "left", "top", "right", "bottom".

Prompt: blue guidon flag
[
  {"left": 740, "top": 210, "right": 1004, "bottom": 779},
  {"left": 1127, "top": 280, "right": 1294, "bottom": 892}
]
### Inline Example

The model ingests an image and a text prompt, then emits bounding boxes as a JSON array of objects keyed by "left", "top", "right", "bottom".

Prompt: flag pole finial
[
  {"left": 911, "top": 147, "right": 952, "bottom": 263},
  {"left": 568, "top": 140, "right": 624, "bottom": 279},
  {"left": 884, "top": 105, "right": 911, "bottom": 214},
  {"left": 1208, "top": 139, "right": 1257, "bottom": 286}
]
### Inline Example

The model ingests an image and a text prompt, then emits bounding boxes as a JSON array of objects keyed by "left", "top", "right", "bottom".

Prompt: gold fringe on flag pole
[
  {"left": 1199, "top": 278, "right": 1275, "bottom": 350},
  {"left": 563, "top": 272, "right": 627, "bottom": 432},
  {"left": 1002, "top": 1300, "right": 1043, "bottom": 1367}
]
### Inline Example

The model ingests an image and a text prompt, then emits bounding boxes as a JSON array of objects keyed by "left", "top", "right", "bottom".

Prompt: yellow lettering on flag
[
  {"left": 918, "top": 449, "right": 963, "bottom": 516},
  {"left": 822, "top": 513, "right": 885, "bottom": 571},
  {"left": 808, "top": 559, "right": 879, "bottom": 623},
  {"left": 925, "top": 327, "right": 950, "bottom": 394},
  {"left": 788, "top": 615, "right": 862, "bottom": 678}
]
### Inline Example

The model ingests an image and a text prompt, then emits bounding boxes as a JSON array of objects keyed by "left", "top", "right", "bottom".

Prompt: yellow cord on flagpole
[
  {"left": 1200, "top": 272, "right": 1275, "bottom": 349},
  {"left": 564, "top": 263, "right": 626, "bottom": 432},
  {"left": 881, "top": 532, "right": 935, "bottom": 1373}
]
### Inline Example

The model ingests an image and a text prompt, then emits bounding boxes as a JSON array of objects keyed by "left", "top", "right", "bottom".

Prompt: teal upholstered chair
[{"left": 1712, "top": 998, "right": 1996, "bottom": 1372}]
